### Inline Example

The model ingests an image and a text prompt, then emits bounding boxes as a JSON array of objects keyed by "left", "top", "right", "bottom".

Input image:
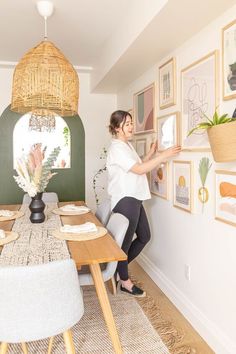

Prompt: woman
[{"left": 106, "top": 110, "right": 181, "bottom": 296}]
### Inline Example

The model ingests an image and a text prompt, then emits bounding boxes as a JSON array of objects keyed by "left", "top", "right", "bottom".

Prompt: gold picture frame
[
  {"left": 159, "top": 57, "right": 176, "bottom": 109},
  {"left": 173, "top": 160, "right": 193, "bottom": 213},
  {"left": 215, "top": 170, "right": 236, "bottom": 227},
  {"left": 157, "top": 111, "right": 180, "bottom": 152},
  {"left": 222, "top": 19, "right": 236, "bottom": 101},
  {"left": 181, "top": 51, "right": 219, "bottom": 151},
  {"left": 133, "top": 83, "right": 155, "bottom": 135},
  {"left": 135, "top": 137, "right": 147, "bottom": 159}
]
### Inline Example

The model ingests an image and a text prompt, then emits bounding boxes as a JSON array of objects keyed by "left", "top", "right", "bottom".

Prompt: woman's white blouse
[{"left": 106, "top": 139, "right": 151, "bottom": 209}]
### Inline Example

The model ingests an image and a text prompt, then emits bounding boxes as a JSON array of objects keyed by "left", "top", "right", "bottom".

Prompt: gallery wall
[
  {"left": 117, "top": 4, "right": 236, "bottom": 354},
  {"left": 0, "top": 69, "right": 115, "bottom": 210}
]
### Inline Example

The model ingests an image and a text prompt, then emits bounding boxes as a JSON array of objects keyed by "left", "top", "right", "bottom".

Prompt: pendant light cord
[{"left": 44, "top": 16, "right": 48, "bottom": 40}]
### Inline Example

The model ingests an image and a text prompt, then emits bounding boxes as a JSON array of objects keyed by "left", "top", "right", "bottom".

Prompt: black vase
[{"left": 29, "top": 192, "right": 45, "bottom": 223}]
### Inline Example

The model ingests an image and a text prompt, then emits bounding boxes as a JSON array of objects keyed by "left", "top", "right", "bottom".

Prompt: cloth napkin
[
  {"left": 0, "top": 210, "right": 14, "bottom": 217},
  {"left": 60, "top": 222, "right": 98, "bottom": 234},
  {"left": 0, "top": 229, "right": 6, "bottom": 239},
  {"left": 60, "top": 204, "right": 90, "bottom": 212}
]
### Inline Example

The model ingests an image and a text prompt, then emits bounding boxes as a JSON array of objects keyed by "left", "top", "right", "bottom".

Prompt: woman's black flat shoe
[{"left": 120, "top": 284, "right": 146, "bottom": 297}]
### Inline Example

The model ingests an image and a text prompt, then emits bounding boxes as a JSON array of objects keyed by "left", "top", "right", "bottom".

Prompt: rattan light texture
[{"left": 11, "top": 40, "right": 79, "bottom": 116}]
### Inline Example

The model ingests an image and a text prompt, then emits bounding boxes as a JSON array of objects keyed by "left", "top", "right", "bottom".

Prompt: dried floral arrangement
[{"left": 14, "top": 144, "right": 60, "bottom": 197}]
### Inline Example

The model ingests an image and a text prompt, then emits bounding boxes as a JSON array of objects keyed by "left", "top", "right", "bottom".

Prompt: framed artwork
[
  {"left": 150, "top": 162, "right": 169, "bottom": 199},
  {"left": 133, "top": 83, "right": 155, "bottom": 134},
  {"left": 159, "top": 57, "right": 176, "bottom": 109},
  {"left": 157, "top": 112, "right": 180, "bottom": 151},
  {"left": 181, "top": 51, "right": 218, "bottom": 150},
  {"left": 215, "top": 170, "right": 236, "bottom": 226},
  {"left": 173, "top": 161, "right": 193, "bottom": 212},
  {"left": 135, "top": 138, "right": 146, "bottom": 159},
  {"left": 222, "top": 20, "right": 236, "bottom": 100}
]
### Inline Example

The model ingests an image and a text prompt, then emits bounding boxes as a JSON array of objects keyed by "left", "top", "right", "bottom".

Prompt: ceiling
[{"left": 0, "top": 0, "right": 235, "bottom": 93}]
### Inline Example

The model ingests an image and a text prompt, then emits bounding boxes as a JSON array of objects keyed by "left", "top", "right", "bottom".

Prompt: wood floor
[{"left": 129, "top": 261, "right": 215, "bottom": 354}]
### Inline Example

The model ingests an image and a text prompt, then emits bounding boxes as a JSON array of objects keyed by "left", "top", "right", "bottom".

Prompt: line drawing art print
[
  {"left": 159, "top": 58, "right": 176, "bottom": 109},
  {"left": 181, "top": 51, "right": 218, "bottom": 150}
]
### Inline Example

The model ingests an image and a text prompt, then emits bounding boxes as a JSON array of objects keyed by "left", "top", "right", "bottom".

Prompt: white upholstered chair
[
  {"left": 22, "top": 192, "right": 59, "bottom": 204},
  {"left": 0, "top": 259, "right": 84, "bottom": 354},
  {"left": 79, "top": 213, "right": 129, "bottom": 295},
  {"left": 95, "top": 198, "right": 111, "bottom": 226}
]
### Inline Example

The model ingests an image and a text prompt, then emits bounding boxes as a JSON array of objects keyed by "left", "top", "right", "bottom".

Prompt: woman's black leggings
[{"left": 113, "top": 197, "right": 151, "bottom": 280}]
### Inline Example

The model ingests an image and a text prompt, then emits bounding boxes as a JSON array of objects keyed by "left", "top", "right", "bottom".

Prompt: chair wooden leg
[
  {"left": 47, "top": 337, "right": 54, "bottom": 354},
  {"left": 63, "top": 330, "right": 76, "bottom": 354},
  {"left": 110, "top": 276, "right": 117, "bottom": 296},
  {"left": 21, "top": 343, "right": 28, "bottom": 354},
  {"left": 0, "top": 343, "right": 8, "bottom": 354}
]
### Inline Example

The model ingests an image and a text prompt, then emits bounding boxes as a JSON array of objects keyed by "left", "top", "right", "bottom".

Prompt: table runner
[{"left": 0, "top": 203, "right": 70, "bottom": 266}]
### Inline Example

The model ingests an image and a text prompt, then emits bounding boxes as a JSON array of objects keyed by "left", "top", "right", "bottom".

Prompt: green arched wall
[{"left": 0, "top": 105, "right": 85, "bottom": 204}]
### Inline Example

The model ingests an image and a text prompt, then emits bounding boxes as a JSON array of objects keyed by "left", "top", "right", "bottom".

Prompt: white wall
[
  {"left": 117, "top": 5, "right": 236, "bottom": 354},
  {"left": 0, "top": 68, "right": 115, "bottom": 210}
]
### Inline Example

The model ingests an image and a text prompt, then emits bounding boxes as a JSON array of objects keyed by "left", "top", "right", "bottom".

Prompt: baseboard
[{"left": 137, "top": 253, "right": 236, "bottom": 354}]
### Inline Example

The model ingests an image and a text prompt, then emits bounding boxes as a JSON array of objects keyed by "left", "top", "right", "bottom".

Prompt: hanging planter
[{"left": 188, "top": 111, "right": 236, "bottom": 162}]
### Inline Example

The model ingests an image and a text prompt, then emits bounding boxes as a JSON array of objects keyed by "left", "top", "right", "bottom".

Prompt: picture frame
[
  {"left": 173, "top": 161, "right": 193, "bottom": 213},
  {"left": 159, "top": 57, "right": 176, "bottom": 109},
  {"left": 135, "top": 138, "right": 146, "bottom": 159},
  {"left": 157, "top": 112, "right": 180, "bottom": 151},
  {"left": 133, "top": 83, "right": 155, "bottom": 134},
  {"left": 150, "top": 162, "right": 169, "bottom": 199},
  {"left": 181, "top": 51, "right": 219, "bottom": 151},
  {"left": 222, "top": 19, "right": 236, "bottom": 100},
  {"left": 215, "top": 170, "right": 236, "bottom": 227}
]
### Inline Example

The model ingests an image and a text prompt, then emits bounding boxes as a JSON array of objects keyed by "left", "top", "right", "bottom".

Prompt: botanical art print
[
  {"left": 134, "top": 83, "right": 155, "bottom": 134},
  {"left": 173, "top": 161, "right": 192, "bottom": 212},
  {"left": 215, "top": 170, "right": 236, "bottom": 226},
  {"left": 181, "top": 51, "right": 218, "bottom": 150},
  {"left": 222, "top": 19, "right": 236, "bottom": 100},
  {"left": 150, "top": 162, "right": 168, "bottom": 199},
  {"left": 157, "top": 112, "right": 179, "bottom": 151},
  {"left": 198, "top": 157, "right": 212, "bottom": 212},
  {"left": 159, "top": 57, "right": 176, "bottom": 109}
]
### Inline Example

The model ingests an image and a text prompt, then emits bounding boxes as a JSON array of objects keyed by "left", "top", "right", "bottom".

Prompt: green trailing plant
[
  {"left": 188, "top": 111, "right": 234, "bottom": 136},
  {"left": 63, "top": 127, "right": 69, "bottom": 146},
  {"left": 92, "top": 147, "right": 107, "bottom": 206}
]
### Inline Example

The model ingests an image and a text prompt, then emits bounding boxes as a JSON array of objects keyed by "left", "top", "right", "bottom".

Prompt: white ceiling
[{"left": 0, "top": 0, "right": 235, "bottom": 92}]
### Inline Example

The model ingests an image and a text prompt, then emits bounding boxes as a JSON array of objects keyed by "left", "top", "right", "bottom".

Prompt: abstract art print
[
  {"left": 173, "top": 161, "right": 192, "bottom": 212},
  {"left": 157, "top": 112, "right": 179, "bottom": 151},
  {"left": 134, "top": 83, "right": 155, "bottom": 134},
  {"left": 159, "top": 57, "right": 176, "bottom": 109},
  {"left": 181, "top": 51, "right": 218, "bottom": 150},
  {"left": 150, "top": 162, "right": 169, "bottom": 199},
  {"left": 222, "top": 19, "right": 236, "bottom": 100},
  {"left": 215, "top": 170, "right": 236, "bottom": 226},
  {"left": 135, "top": 138, "right": 146, "bottom": 159}
]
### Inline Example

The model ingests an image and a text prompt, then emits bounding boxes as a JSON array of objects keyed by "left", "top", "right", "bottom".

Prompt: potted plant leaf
[{"left": 188, "top": 111, "right": 236, "bottom": 162}]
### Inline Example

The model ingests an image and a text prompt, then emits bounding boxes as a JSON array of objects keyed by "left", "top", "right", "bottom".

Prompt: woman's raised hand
[
  {"left": 161, "top": 145, "right": 182, "bottom": 159},
  {"left": 149, "top": 140, "right": 158, "bottom": 155}
]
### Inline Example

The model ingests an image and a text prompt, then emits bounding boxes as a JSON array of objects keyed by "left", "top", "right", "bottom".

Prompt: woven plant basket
[
  {"left": 11, "top": 40, "right": 79, "bottom": 116},
  {"left": 207, "top": 121, "right": 236, "bottom": 162}
]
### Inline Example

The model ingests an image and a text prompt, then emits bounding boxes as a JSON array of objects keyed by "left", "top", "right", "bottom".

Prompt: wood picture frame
[
  {"left": 173, "top": 160, "right": 193, "bottom": 213},
  {"left": 159, "top": 57, "right": 176, "bottom": 109},
  {"left": 181, "top": 51, "right": 219, "bottom": 151},
  {"left": 222, "top": 19, "right": 236, "bottom": 100},
  {"left": 215, "top": 170, "right": 236, "bottom": 227},
  {"left": 133, "top": 83, "right": 155, "bottom": 134},
  {"left": 157, "top": 111, "right": 180, "bottom": 151},
  {"left": 135, "top": 138, "right": 146, "bottom": 159},
  {"left": 150, "top": 162, "right": 169, "bottom": 199}
]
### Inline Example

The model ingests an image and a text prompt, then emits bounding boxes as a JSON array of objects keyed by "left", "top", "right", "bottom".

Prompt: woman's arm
[{"left": 131, "top": 145, "right": 181, "bottom": 175}]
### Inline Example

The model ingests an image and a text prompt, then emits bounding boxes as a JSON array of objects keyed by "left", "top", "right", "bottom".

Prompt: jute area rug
[{"left": 8, "top": 286, "right": 169, "bottom": 353}]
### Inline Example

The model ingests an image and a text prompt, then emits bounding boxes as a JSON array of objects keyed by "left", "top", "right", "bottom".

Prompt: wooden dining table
[{"left": 0, "top": 201, "right": 127, "bottom": 354}]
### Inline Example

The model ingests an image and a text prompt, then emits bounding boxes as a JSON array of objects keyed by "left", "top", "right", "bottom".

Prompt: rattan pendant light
[{"left": 11, "top": 1, "right": 79, "bottom": 117}]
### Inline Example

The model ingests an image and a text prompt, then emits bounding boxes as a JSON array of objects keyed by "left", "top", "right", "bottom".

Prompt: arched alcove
[{"left": 0, "top": 105, "right": 85, "bottom": 204}]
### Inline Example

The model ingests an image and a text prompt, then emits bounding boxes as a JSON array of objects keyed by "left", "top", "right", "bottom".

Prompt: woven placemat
[
  {"left": 0, "top": 211, "right": 24, "bottom": 222},
  {"left": 52, "top": 208, "right": 90, "bottom": 216},
  {"left": 0, "top": 231, "right": 19, "bottom": 246},
  {"left": 52, "top": 226, "right": 107, "bottom": 241}
]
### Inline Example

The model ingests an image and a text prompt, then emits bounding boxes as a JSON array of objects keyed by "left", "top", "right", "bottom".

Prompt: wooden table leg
[{"left": 89, "top": 263, "right": 123, "bottom": 354}]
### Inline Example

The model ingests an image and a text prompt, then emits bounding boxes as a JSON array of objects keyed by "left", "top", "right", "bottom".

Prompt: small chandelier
[
  {"left": 29, "top": 109, "right": 56, "bottom": 132},
  {"left": 11, "top": 1, "right": 79, "bottom": 117}
]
